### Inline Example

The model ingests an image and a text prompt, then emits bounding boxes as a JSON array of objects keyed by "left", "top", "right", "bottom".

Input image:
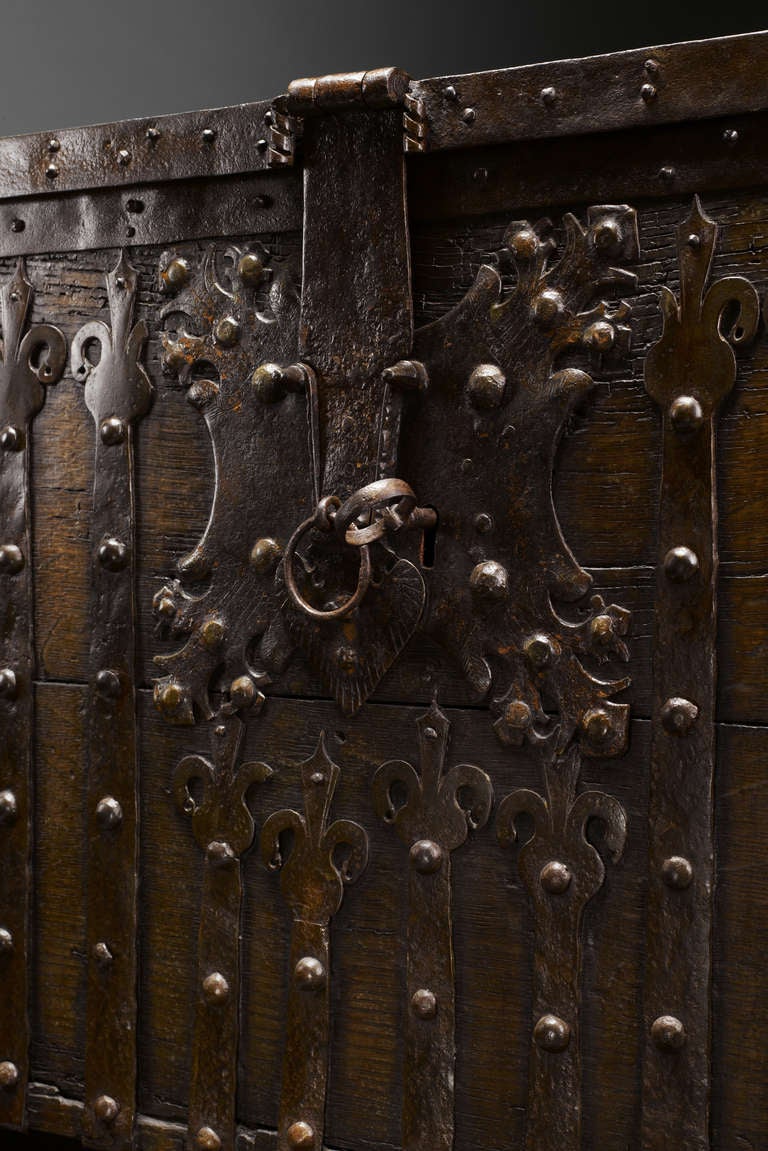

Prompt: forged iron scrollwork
[
  {"left": 641, "top": 197, "right": 759, "bottom": 1151},
  {"left": 497, "top": 746, "right": 627, "bottom": 1151},
  {"left": 261, "top": 733, "right": 368, "bottom": 1151},
  {"left": 372, "top": 701, "right": 492, "bottom": 1151},
  {"left": 408, "top": 205, "right": 637, "bottom": 755},
  {"left": 0, "top": 260, "right": 66, "bottom": 1130},
  {"left": 72, "top": 252, "right": 152, "bottom": 1150},
  {"left": 174, "top": 713, "right": 272, "bottom": 1151}
]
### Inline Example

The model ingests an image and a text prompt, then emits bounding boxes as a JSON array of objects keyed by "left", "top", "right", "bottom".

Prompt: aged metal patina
[{"left": 1, "top": 28, "right": 767, "bottom": 1151}]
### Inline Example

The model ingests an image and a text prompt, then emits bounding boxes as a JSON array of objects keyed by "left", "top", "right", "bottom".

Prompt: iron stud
[
  {"left": 98, "top": 537, "right": 129, "bottom": 571},
  {"left": 294, "top": 956, "right": 326, "bottom": 990},
  {"left": 661, "top": 855, "right": 694, "bottom": 890},
  {"left": 410, "top": 839, "right": 443, "bottom": 874},
  {"left": 202, "top": 972, "right": 229, "bottom": 1003},
  {"left": 532, "top": 288, "right": 565, "bottom": 326},
  {"left": 651, "top": 1014, "right": 686, "bottom": 1050},
  {"left": 0, "top": 426, "right": 24, "bottom": 451},
  {"left": 100, "top": 416, "right": 127, "bottom": 445},
  {"left": 201, "top": 128, "right": 216, "bottom": 143},
  {"left": 461, "top": 107, "right": 476, "bottom": 125},
  {"left": 0, "top": 928, "right": 12, "bottom": 955},
  {"left": 0, "top": 544, "right": 24, "bottom": 574},
  {"left": 0, "top": 790, "right": 17, "bottom": 825},
  {"left": 582, "top": 707, "right": 611, "bottom": 742},
  {"left": 200, "top": 617, "right": 225, "bottom": 649},
  {"left": 195, "top": 1128, "right": 222, "bottom": 1151},
  {"left": 660, "top": 696, "right": 699, "bottom": 735},
  {"left": 508, "top": 227, "right": 538, "bottom": 259},
  {"left": 95, "top": 669, "right": 122, "bottom": 699},
  {"left": 93, "top": 941, "right": 113, "bottom": 967},
  {"left": 45, "top": 163, "right": 58, "bottom": 179},
  {"left": 411, "top": 988, "right": 437, "bottom": 1019},
  {"left": 474, "top": 512, "right": 494, "bottom": 534},
  {"left": 207, "top": 840, "right": 235, "bottom": 867},
  {"left": 540, "top": 86, "right": 557, "bottom": 106},
  {"left": 466, "top": 363, "right": 506, "bottom": 409},
  {"left": 117, "top": 149, "right": 131, "bottom": 165},
  {"left": 96, "top": 795, "right": 123, "bottom": 830},
  {"left": 162, "top": 256, "right": 190, "bottom": 291},
  {"left": 0, "top": 1062, "right": 19, "bottom": 1089},
  {"left": 469, "top": 560, "right": 509, "bottom": 601},
  {"left": 250, "top": 536, "right": 282, "bottom": 574},
  {"left": 238, "top": 252, "right": 265, "bottom": 285},
  {"left": 663, "top": 545, "right": 699, "bottom": 582},
  {"left": 0, "top": 669, "right": 17, "bottom": 700},
  {"left": 93, "top": 1095, "right": 119, "bottom": 1123},
  {"left": 525, "top": 633, "right": 555, "bottom": 670},
  {"left": 540, "top": 860, "right": 572, "bottom": 894},
  {"left": 669, "top": 394, "right": 703, "bottom": 433},
  {"left": 214, "top": 316, "right": 241, "bottom": 347},
  {"left": 641, "top": 83, "right": 657, "bottom": 101},
  {"left": 286, "top": 1120, "right": 315, "bottom": 1150},
  {"left": 533, "top": 1013, "right": 570, "bottom": 1052}
]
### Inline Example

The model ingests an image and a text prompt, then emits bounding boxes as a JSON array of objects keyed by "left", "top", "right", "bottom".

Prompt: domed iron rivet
[
  {"left": 252, "top": 362, "right": 286, "bottom": 403},
  {"left": 100, "top": 417, "right": 127, "bottom": 446},
  {"left": 95, "top": 669, "right": 122, "bottom": 699},
  {"left": 10, "top": 219, "right": 24, "bottom": 234},
  {"left": 723, "top": 128, "right": 739, "bottom": 145},
  {"left": 540, "top": 860, "right": 572, "bottom": 894},
  {"left": 504, "top": 699, "right": 532, "bottom": 731},
  {"left": 157, "top": 681, "right": 183, "bottom": 716},
  {"left": 214, "top": 316, "right": 240, "bottom": 347},
  {"left": 533, "top": 1013, "right": 571, "bottom": 1052},
  {"left": 200, "top": 618, "right": 225, "bottom": 649},
  {"left": 474, "top": 512, "right": 494, "bottom": 534},
  {"left": 294, "top": 956, "right": 326, "bottom": 990},
  {"left": 202, "top": 128, "right": 217, "bottom": 143},
  {"left": 238, "top": 252, "right": 264, "bottom": 285},
  {"left": 155, "top": 595, "right": 176, "bottom": 620},
  {"left": 583, "top": 320, "right": 615, "bottom": 352},
  {"left": 592, "top": 218, "right": 623, "bottom": 252},
  {"left": 0, "top": 669, "right": 17, "bottom": 700},
  {"left": 202, "top": 972, "right": 229, "bottom": 1003},
  {"left": 93, "top": 1094, "right": 119, "bottom": 1123},
  {"left": 461, "top": 107, "right": 476, "bottom": 125},
  {"left": 540, "top": 86, "right": 556, "bottom": 106},
  {"left": 98, "top": 537, "right": 129, "bottom": 571},
  {"left": 45, "top": 164, "right": 59, "bottom": 180},
  {"left": 116, "top": 149, "right": 131, "bottom": 165},
  {"left": 287, "top": 1120, "right": 315, "bottom": 1150},
  {"left": 207, "top": 840, "right": 236, "bottom": 867},
  {"left": 469, "top": 560, "right": 509, "bottom": 602},
  {"left": 0, "top": 928, "right": 13, "bottom": 955},
  {"left": 146, "top": 126, "right": 161, "bottom": 142},
  {"left": 93, "top": 941, "right": 113, "bottom": 967},
  {"left": 582, "top": 707, "right": 611, "bottom": 742},
  {"left": 0, "top": 426, "right": 24, "bottom": 451},
  {"left": 0, "top": 791, "right": 17, "bottom": 826},
  {"left": 687, "top": 233, "right": 701, "bottom": 249},
  {"left": 410, "top": 839, "right": 443, "bottom": 875},
  {"left": 669, "top": 395, "right": 703, "bottom": 433},
  {"left": 195, "top": 1127, "right": 222, "bottom": 1151},
  {"left": 96, "top": 796, "right": 123, "bottom": 830},
  {"left": 663, "top": 546, "right": 699, "bottom": 582},
  {"left": 0, "top": 1062, "right": 19, "bottom": 1089},
  {"left": 533, "top": 288, "right": 565, "bottom": 327},
  {"left": 250, "top": 536, "right": 282, "bottom": 574},
  {"left": 467, "top": 363, "right": 506, "bottom": 410},
  {"left": 590, "top": 614, "right": 614, "bottom": 646},
  {"left": 48, "top": 138, "right": 60, "bottom": 153},
  {"left": 661, "top": 855, "right": 694, "bottom": 890},
  {"left": 162, "top": 256, "right": 190, "bottom": 291},
  {"left": 660, "top": 696, "right": 699, "bottom": 735},
  {"left": 659, "top": 166, "right": 676, "bottom": 182},
  {"left": 651, "top": 1014, "right": 686, "bottom": 1050},
  {"left": 641, "top": 83, "right": 657, "bottom": 102},
  {"left": 524, "top": 633, "right": 555, "bottom": 670},
  {"left": 424, "top": 726, "right": 438, "bottom": 740},
  {"left": 508, "top": 227, "right": 539, "bottom": 260},
  {"left": 230, "top": 675, "right": 257, "bottom": 709},
  {"left": 411, "top": 988, "right": 438, "bottom": 1019},
  {"left": 0, "top": 545, "right": 24, "bottom": 574}
]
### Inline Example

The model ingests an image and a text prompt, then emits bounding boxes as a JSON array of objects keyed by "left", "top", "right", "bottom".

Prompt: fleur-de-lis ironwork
[
  {"left": 497, "top": 747, "right": 627, "bottom": 1151},
  {"left": 0, "top": 259, "right": 66, "bottom": 1132},
  {"left": 261, "top": 733, "right": 368, "bottom": 1151},
  {"left": 174, "top": 714, "right": 272, "bottom": 1151},
  {"left": 372, "top": 701, "right": 493, "bottom": 1151}
]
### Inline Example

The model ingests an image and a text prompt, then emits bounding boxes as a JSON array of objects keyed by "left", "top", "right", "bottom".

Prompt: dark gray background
[{"left": 0, "top": 0, "right": 766, "bottom": 137}]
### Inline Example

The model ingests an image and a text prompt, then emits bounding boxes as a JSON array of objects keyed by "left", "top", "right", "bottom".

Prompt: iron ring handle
[
  {"left": 334, "top": 478, "right": 418, "bottom": 547},
  {"left": 283, "top": 510, "right": 373, "bottom": 621}
]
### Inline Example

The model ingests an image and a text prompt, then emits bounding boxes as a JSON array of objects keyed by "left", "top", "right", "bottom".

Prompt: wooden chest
[{"left": 2, "top": 29, "right": 768, "bottom": 1151}]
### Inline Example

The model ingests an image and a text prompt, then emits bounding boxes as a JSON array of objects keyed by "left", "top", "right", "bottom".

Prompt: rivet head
[
  {"left": 474, "top": 512, "right": 494, "bottom": 534},
  {"left": 411, "top": 988, "right": 438, "bottom": 1019},
  {"left": 503, "top": 699, "right": 532, "bottom": 731},
  {"left": 157, "top": 681, "right": 183, "bottom": 717},
  {"left": 0, "top": 928, "right": 13, "bottom": 955},
  {"left": 100, "top": 416, "right": 127, "bottom": 446},
  {"left": 524, "top": 633, "right": 555, "bottom": 670},
  {"left": 9, "top": 220, "right": 24, "bottom": 234},
  {"left": 583, "top": 320, "right": 615, "bottom": 352},
  {"left": 508, "top": 227, "right": 539, "bottom": 260},
  {"left": 641, "top": 83, "right": 657, "bottom": 102},
  {"left": 659, "top": 166, "right": 675, "bottom": 182},
  {"left": 252, "top": 362, "right": 285, "bottom": 403},
  {"left": 0, "top": 544, "right": 24, "bottom": 574},
  {"left": 93, "top": 1095, "right": 119, "bottom": 1123},
  {"left": 660, "top": 696, "right": 699, "bottom": 735},
  {"left": 589, "top": 614, "right": 614, "bottom": 647},
  {"left": 294, "top": 956, "right": 326, "bottom": 990},
  {"left": 214, "top": 316, "right": 241, "bottom": 347},
  {"left": 0, "top": 1062, "right": 19, "bottom": 1089},
  {"left": 162, "top": 256, "right": 190, "bottom": 291},
  {"left": 48, "top": 138, "right": 61, "bottom": 153},
  {"left": 202, "top": 128, "right": 217, "bottom": 143},
  {"left": 250, "top": 536, "right": 282, "bottom": 574},
  {"left": 0, "top": 426, "right": 24, "bottom": 451},
  {"left": 95, "top": 669, "right": 122, "bottom": 699},
  {"left": 0, "top": 669, "right": 17, "bottom": 700},
  {"left": 592, "top": 217, "right": 623, "bottom": 252},
  {"left": 45, "top": 163, "right": 59, "bottom": 180},
  {"left": 540, "top": 860, "right": 572, "bottom": 894},
  {"left": 155, "top": 594, "right": 176, "bottom": 620},
  {"left": 230, "top": 675, "right": 257, "bottom": 709},
  {"left": 669, "top": 395, "right": 703, "bottom": 433},
  {"left": 469, "top": 560, "right": 509, "bottom": 601},
  {"left": 582, "top": 707, "right": 611, "bottom": 742},
  {"left": 533, "top": 1014, "right": 571, "bottom": 1052},
  {"left": 661, "top": 855, "right": 694, "bottom": 890},
  {"left": 663, "top": 545, "right": 699, "bottom": 582},
  {"left": 116, "top": 149, "right": 131, "bottom": 166},
  {"left": 410, "top": 839, "right": 444, "bottom": 874},
  {"left": 532, "top": 288, "right": 565, "bottom": 327},
  {"left": 467, "top": 363, "right": 506, "bottom": 409},
  {"left": 238, "top": 252, "right": 265, "bottom": 285},
  {"left": 651, "top": 1014, "right": 686, "bottom": 1050},
  {"left": 202, "top": 971, "right": 229, "bottom": 1003},
  {"left": 644, "top": 58, "right": 660, "bottom": 75},
  {"left": 540, "top": 86, "right": 557, "bottom": 106},
  {"left": 200, "top": 617, "right": 225, "bottom": 649},
  {"left": 0, "top": 791, "right": 18, "bottom": 826},
  {"left": 687, "top": 233, "right": 701, "bottom": 249},
  {"left": 206, "top": 840, "right": 236, "bottom": 867},
  {"left": 443, "top": 85, "right": 458, "bottom": 101},
  {"left": 723, "top": 128, "right": 739, "bottom": 145},
  {"left": 98, "top": 537, "right": 129, "bottom": 571},
  {"left": 423, "top": 726, "right": 438, "bottom": 741},
  {"left": 287, "top": 1121, "right": 315, "bottom": 1150},
  {"left": 93, "top": 941, "right": 113, "bottom": 967},
  {"left": 461, "top": 107, "right": 476, "bottom": 125},
  {"left": 96, "top": 796, "right": 123, "bottom": 830},
  {"left": 146, "top": 126, "right": 161, "bottom": 142},
  {"left": 195, "top": 1128, "right": 222, "bottom": 1151}
]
